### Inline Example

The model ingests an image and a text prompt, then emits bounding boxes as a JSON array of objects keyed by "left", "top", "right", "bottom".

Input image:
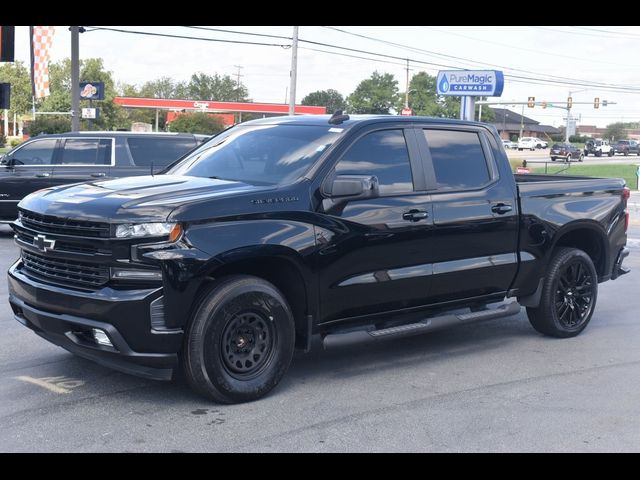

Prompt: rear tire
[
  {"left": 182, "top": 275, "right": 295, "bottom": 403},
  {"left": 551, "top": 157, "right": 556, "bottom": 162},
  {"left": 579, "top": 154, "right": 584, "bottom": 162},
  {"left": 608, "top": 150, "right": 614, "bottom": 157},
  {"left": 596, "top": 150, "right": 602, "bottom": 157},
  {"left": 526, "top": 248, "right": 598, "bottom": 338}
]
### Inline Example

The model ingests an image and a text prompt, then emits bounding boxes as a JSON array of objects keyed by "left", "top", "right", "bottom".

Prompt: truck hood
[{"left": 18, "top": 175, "right": 274, "bottom": 223}]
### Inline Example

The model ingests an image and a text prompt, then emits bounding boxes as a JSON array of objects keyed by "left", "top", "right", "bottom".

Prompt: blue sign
[
  {"left": 79, "top": 82, "right": 105, "bottom": 101},
  {"left": 436, "top": 70, "right": 504, "bottom": 97}
]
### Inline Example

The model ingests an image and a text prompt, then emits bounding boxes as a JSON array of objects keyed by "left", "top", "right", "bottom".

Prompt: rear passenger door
[
  {"left": 50, "top": 137, "right": 113, "bottom": 186},
  {"left": 419, "top": 127, "right": 519, "bottom": 304},
  {"left": 118, "top": 136, "right": 197, "bottom": 178}
]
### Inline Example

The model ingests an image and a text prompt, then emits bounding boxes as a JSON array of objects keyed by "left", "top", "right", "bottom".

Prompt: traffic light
[
  {"left": 527, "top": 96, "right": 535, "bottom": 108},
  {"left": 0, "top": 26, "right": 15, "bottom": 62},
  {"left": 594, "top": 97, "right": 600, "bottom": 109},
  {"left": 0, "top": 83, "right": 10, "bottom": 110},
  {"left": 567, "top": 96, "right": 573, "bottom": 109}
]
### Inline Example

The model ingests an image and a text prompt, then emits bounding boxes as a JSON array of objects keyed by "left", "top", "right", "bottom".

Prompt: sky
[{"left": 11, "top": 25, "right": 640, "bottom": 128}]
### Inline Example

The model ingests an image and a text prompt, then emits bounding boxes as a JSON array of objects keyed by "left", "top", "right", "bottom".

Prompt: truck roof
[{"left": 241, "top": 114, "right": 490, "bottom": 130}]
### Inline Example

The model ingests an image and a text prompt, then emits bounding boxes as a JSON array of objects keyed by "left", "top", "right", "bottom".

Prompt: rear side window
[
  {"left": 423, "top": 130, "right": 490, "bottom": 190},
  {"left": 128, "top": 137, "right": 197, "bottom": 167},
  {"left": 335, "top": 129, "right": 413, "bottom": 194},
  {"left": 59, "top": 138, "right": 112, "bottom": 165}
]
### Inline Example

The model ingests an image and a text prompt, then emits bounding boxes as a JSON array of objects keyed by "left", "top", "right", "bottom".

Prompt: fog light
[
  {"left": 110, "top": 268, "right": 162, "bottom": 281},
  {"left": 92, "top": 328, "right": 113, "bottom": 347}
]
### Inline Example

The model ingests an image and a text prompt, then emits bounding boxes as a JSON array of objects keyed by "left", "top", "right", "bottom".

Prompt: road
[
  {"left": 0, "top": 224, "right": 639, "bottom": 452},
  {"left": 506, "top": 148, "right": 640, "bottom": 166}
]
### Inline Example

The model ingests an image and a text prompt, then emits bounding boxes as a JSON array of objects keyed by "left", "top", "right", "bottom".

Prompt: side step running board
[{"left": 323, "top": 302, "right": 521, "bottom": 349}]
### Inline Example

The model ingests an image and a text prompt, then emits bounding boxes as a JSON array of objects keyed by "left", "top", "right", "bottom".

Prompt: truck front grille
[
  {"left": 21, "top": 250, "right": 109, "bottom": 288},
  {"left": 20, "top": 210, "right": 110, "bottom": 238}
]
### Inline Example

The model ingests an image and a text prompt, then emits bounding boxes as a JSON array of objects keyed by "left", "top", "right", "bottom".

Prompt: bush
[
  {"left": 27, "top": 116, "right": 72, "bottom": 136},
  {"left": 549, "top": 134, "right": 564, "bottom": 142},
  {"left": 0, "top": 134, "right": 5, "bottom": 148},
  {"left": 569, "top": 134, "right": 591, "bottom": 143},
  {"left": 9, "top": 138, "right": 23, "bottom": 147},
  {"left": 168, "top": 112, "right": 226, "bottom": 135}
]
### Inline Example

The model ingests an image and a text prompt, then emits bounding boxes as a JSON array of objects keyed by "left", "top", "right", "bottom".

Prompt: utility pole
[
  {"left": 70, "top": 26, "right": 80, "bottom": 132},
  {"left": 288, "top": 26, "right": 299, "bottom": 116},
  {"left": 520, "top": 104, "right": 525, "bottom": 139},
  {"left": 404, "top": 59, "right": 410, "bottom": 109},
  {"left": 233, "top": 65, "right": 244, "bottom": 101}
]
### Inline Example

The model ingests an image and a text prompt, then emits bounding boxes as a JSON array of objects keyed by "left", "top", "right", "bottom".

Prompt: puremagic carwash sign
[{"left": 436, "top": 70, "right": 504, "bottom": 96}]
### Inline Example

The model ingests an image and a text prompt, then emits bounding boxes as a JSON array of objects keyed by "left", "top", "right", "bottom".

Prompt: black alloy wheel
[{"left": 526, "top": 247, "right": 598, "bottom": 338}]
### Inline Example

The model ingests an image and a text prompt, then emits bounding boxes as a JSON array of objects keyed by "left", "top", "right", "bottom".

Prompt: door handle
[
  {"left": 491, "top": 203, "right": 513, "bottom": 214},
  {"left": 402, "top": 210, "right": 429, "bottom": 222},
  {"left": 91, "top": 173, "right": 106, "bottom": 178},
  {"left": 35, "top": 173, "right": 50, "bottom": 178}
]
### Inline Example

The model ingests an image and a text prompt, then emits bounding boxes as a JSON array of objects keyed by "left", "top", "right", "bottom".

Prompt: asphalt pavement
[{"left": 0, "top": 224, "right": 639, "bottom": 452}]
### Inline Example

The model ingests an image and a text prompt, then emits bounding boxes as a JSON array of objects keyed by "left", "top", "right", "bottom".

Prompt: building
[
  {"left": 577, "top": 124, "right": 640, "bottom": 140},
  {"left": 489, "top": 108, "right": 560, "bottom": 141}
]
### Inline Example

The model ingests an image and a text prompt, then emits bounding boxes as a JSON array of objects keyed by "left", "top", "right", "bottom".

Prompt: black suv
[
  {"left": 0, "top": 132, "right": 208, "bottom": 222},
  {"left": 613, "top": 139, "right": 640, "bottom": 156}
]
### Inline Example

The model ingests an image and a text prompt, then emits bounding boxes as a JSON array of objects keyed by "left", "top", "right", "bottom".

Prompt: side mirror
[{"left": 327, "top": 175, "right": 379, "bottom": 201}]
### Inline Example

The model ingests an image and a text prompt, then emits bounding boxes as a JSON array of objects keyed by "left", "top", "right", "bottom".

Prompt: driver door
[{"left": 0, "top": 138, "right": 58, "bottom": 221}]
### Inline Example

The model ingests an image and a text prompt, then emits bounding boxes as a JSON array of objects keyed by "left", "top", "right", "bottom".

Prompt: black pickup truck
[{"left": 8, "top": 115, "right": 630, "bottom": 403}]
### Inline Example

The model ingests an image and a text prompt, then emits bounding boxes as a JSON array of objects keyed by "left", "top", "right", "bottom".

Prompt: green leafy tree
[
  {"left": 604, "top": 122, "right": 626, "bottom": 141},
  {"left": 0, "top": 61, "right": 33, "bottom": 118},
  {"left": 39, "top": 58, "right": 124, "bottom": 130},
  {"left": 168, "top": 112, "right": 225, "bottom": 134},
  {"left": 186, "top": 73, "right": 249, "bottom": 101},
  {"left": 347, "top": 72, "right": 400, "bottom": 114},
  {"left": 139, "top": 76, "right": 187, "bottom": 99},
  {"left": 301, "top": 89, "right": 346, "bottom": 114}
]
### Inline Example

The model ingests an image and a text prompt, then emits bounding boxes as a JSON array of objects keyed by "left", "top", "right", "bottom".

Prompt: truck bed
[{"left": 515, "top": 173, "right": 626, "bottom": 198}]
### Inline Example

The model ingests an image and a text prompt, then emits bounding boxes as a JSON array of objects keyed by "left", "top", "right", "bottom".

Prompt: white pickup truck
[{"left": 517, "top": 137, "right": 548, "bottom": 150}]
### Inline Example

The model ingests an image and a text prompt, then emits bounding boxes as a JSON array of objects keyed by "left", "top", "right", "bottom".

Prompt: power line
[
  {"left": 419, "top": 26, "right": 640, "bottom": 68},
  {"left": 321, "top": 26, "right": 640, "bottom": 91},
  {"left": 84, "top": 26, "right": 291, "bottom": 48},
  {"left": 86, "top": 26, "right": 640, "bottom": 94},
  {"left": 181, "top": 26, "right": 292, "bottom": 41},
  {"left": 567, "top": 26, "right": 640, "bottom": 38}
]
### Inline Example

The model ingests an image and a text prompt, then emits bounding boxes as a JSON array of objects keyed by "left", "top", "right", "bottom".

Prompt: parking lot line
[{"left": 15, "top": 375, "right": 72, "bottom": 394}]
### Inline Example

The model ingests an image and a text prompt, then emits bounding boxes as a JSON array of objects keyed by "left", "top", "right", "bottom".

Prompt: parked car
[
  {"left": 502, "top": 139, "right": 516, "bottom": 149},
  {"left": 0, "top": 131, "right": 209, "bottom": 222},
  {"left": 584, "top": 138, "right": 614, "bottom": 157},
  {"left": 517, "top": 136, "right": 547, "bottom": 150},
  {"left": 550, "top": 143, "right": 584, "bottom": 162},
  {"left": 613, "top": 139, "right": 640, "bottom": 156},
  {"left": 8, "top": 115, "right": 630, "bottom": 403}
]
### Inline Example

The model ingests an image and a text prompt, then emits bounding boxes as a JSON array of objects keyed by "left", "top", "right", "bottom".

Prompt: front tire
[
  {"left": 526, "top": 248, "right": 598, "bottom": 338},
  {"left": 608, "top": 150, "right": 614, "bottom": 157},
  {"left": 579, "top": 154, "right": 584, "bottom": 162},
  {"left": 182, "top": 275, "right": 295, "bottom": 403}
]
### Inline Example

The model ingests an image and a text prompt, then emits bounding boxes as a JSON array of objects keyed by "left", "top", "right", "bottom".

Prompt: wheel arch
[{"left": 550, "top": 222, "right": 609, "bottom": 278}]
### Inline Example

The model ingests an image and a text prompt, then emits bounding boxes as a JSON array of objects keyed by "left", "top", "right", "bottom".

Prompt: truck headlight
[{"left": 115, "top": 222, "right": 182, "bottom": 241}]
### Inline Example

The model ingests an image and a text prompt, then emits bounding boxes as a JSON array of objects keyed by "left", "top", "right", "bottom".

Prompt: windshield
[{"left": 168, "top": 124, "right": 342, "bottom": 185}]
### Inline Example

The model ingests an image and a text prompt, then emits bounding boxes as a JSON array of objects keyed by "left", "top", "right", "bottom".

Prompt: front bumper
[{"left": 8, "top": 262, "right": 182, "bottom": 381}]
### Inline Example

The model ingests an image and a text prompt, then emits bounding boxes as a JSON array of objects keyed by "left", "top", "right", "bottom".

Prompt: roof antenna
[{"left": 328, "top": 110, "right": 350, "bottom": 125}]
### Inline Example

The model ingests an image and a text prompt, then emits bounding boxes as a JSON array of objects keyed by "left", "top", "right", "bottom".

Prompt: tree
[
  {"left": 604, "top": 122, "right": 626, "bottom": 141},
  {"left": 396, "top": 71, "right": 473, "bottom": 120},
  {"left": 301, "top": 89, "right": 346, "bottom": 114},
  {"left": 39, "top": 58, "right": 124, "bottom": 130},
  {"left": 168, "top": 112, "right": 225, "bottom": 134},
  {"left": 347, "top": 72, "right": 400, "bottom": 114},
  {"left": 186, "top": 73, "right": 249, "bottom": 101},
  {"left": 0, "top": 61, "right": 33, "bottom": 118},
  {"left": 139, "top": 77, "right": 187, "bottom": 99}
]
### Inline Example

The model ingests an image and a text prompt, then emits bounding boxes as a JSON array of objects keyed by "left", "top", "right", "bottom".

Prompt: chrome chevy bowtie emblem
[{"left": 33, "top": 234, "right": 56, "bottom": 252}]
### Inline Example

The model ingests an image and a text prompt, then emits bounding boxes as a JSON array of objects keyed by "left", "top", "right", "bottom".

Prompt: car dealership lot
[{"left": 0, "top": 224, "right": 639, "bottom": 452}]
